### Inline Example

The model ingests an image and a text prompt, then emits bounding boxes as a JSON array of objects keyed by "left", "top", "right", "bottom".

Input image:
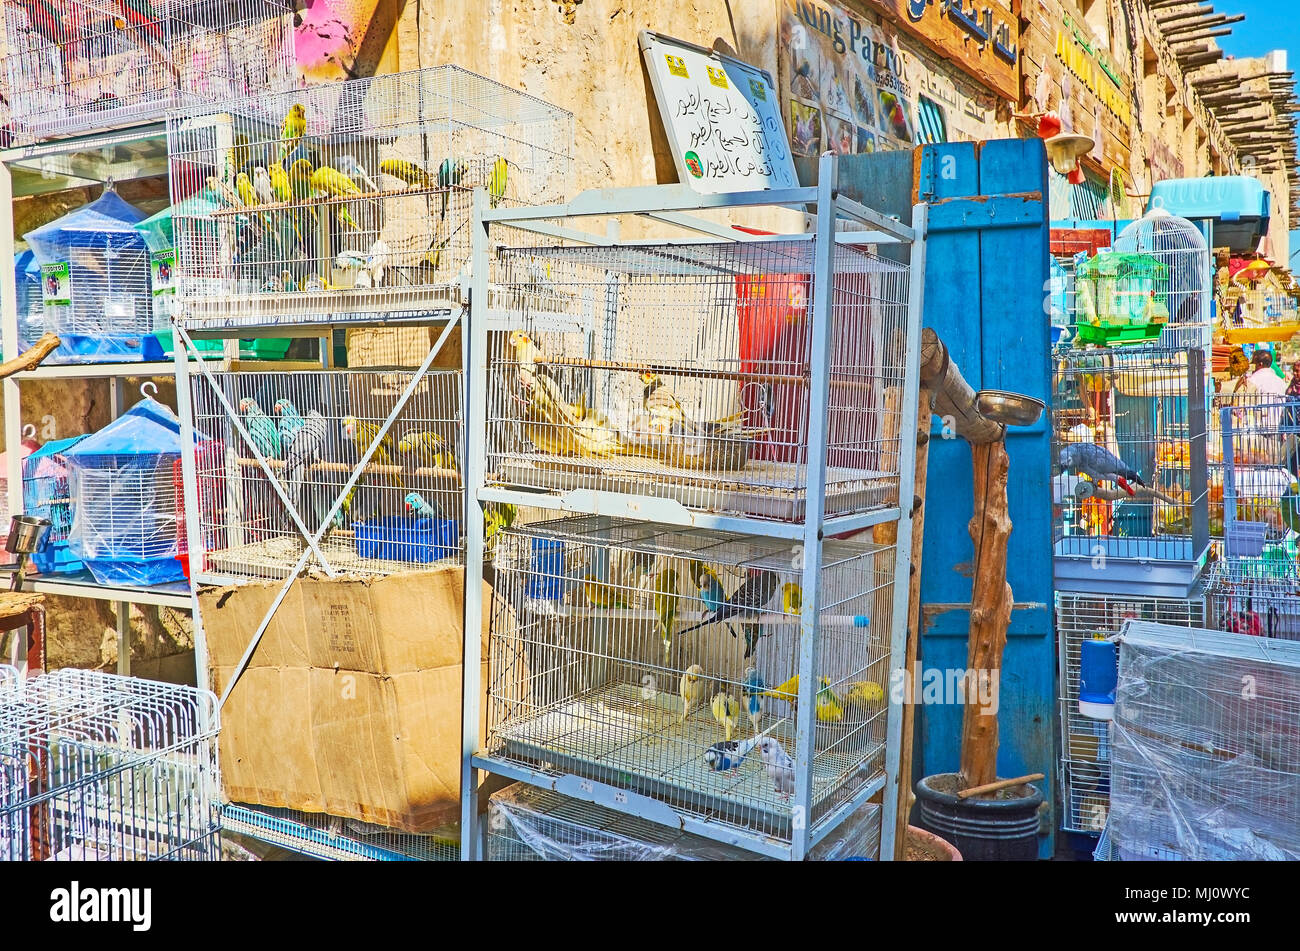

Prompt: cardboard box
[
  {"left": 202, "top": 567, "right": 492, "bottom": 833},
  {"left": 345, "top": 325, "right": 462, "bottom": 369}
]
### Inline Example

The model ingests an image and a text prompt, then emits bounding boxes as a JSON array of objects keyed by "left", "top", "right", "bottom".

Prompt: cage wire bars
[
  {"left": 2, "top": 0, "right": 296, "bottom": 142},
  {"left": 167, "top": 65, "right": 574, "bottom": 329},
  {"left": 460, "top": 152, "right": 928, "bottom": 861}
]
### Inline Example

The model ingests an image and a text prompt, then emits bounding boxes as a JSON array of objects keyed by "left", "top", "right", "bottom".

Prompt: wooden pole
[
  {"left": 892, "top": 386, "right": 932, "bottom": 859},
  {"left": 957, "top": 439, "right": 1013, "bottom": 790}
]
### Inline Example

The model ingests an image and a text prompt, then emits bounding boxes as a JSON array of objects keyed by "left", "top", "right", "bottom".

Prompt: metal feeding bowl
[
  {"left": 6, "top": 515, "right": 52, "bottom": 557},
  {"left": 975, "top": 390, "right": 1045, "bottom": 427}
]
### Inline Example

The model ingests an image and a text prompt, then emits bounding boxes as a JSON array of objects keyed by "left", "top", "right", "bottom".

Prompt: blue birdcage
[
  {"left": 22, "top": 435, "right": 89, "bottom": 575},
  {"left": 63, "top": 397, "right": 192, "bottom": 586},
  {"left": 24, "top": 188, "right": 154, "bottom": 363}
]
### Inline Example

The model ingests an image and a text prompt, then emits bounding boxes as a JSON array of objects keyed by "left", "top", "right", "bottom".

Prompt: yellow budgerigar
[
  {"left": 653, "top": 568, "right": 680, "bottom": 660},
  {"left": 379, "top": 158, "right": 432, "bottom": 189},
  {"left": 582, "top": 573, "right": 626, "bottom": 610},
  {"left": 235, "top": 171, "right": 257, "bottom": 208},
  {"left": 268, "top": 162, "right": 292, "bottom": 203},
  {"left": 310, "top": 165, "right": 362, "bottom": 230},
  {"left": 280, "top": 103, "right": 306, "bottom": 160},
  {"left": 815, "top": 678, "right": 845, "bottom": 723},
  {"left": 781, "top": 581, "right": 802, "bottom": 615},
  {"left": 844, "top": 680, "right": 884, "bottom": 709},
  {"left": 679, "top": 664, "right": 705, "bottom": 723},
  {"left": 288, "top": 159, "right": 315, "bottom": 201},
  {"left": 489, "top": 155, "right": 508, "bottom": 208},
  {"left": 711, "top": 692, "right": 740, "bottom": 741},
  {"left": 759, "top": 673, "right": 800, "bottom": 703}
]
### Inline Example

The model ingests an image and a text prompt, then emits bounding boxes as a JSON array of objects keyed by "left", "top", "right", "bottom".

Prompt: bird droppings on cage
[
  {"left": 484, "top": 514, "right": 895, "bottom": 841},
  {"left": 168, "top": 66, "right": 574, "bottom": 329},
  {"left": 486, "top": 239, "right": 911, "bottom": 524},
  {"left": 188, "top": 367, "right": 473, "bottom": 583}
]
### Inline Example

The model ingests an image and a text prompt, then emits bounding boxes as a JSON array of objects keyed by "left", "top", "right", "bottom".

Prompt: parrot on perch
[{"left": 1058, "top": 442, "right": 1146, "bottom": 497}]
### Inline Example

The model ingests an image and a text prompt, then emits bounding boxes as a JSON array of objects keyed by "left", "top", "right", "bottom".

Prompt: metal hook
[
  {"left": 140, "top": 381, "right": 158, "bottom": 399},
  {"left": 21, "top": 423, "right": 35, "bottom": 440}
]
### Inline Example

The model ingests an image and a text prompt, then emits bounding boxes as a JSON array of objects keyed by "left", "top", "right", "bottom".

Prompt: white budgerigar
[
  {"left": 252, "top": 167, "right": 275, "bottom": 205},
  {"left": 759, "top": 737, "right": 796, "bottom": 801}
]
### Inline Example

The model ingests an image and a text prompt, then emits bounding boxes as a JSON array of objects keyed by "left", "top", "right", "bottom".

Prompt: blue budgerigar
[
  {"left": 703, "top": 734, "right": 764, "bottom": 775},
  {"left": 675, "top": 568, "right": 779, "bottom": 643},
  {"left": 239, "top": 397, "right": 281, "bottom": 460},
  {"left": 273, "top": 397, "right": 306, "bottom": 449},
  {"left": 404, "top": 490, "right": 442, "bottom": 519}
]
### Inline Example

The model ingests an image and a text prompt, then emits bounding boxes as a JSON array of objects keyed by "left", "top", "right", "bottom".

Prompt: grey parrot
[{"left": 1058, "top": 442, "right": 1146, "bottom": 497}]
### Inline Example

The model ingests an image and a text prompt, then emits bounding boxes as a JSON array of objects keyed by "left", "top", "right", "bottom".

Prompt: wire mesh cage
[
  {"left": 0, "top": 667, "right": 221, "bottom": 861},
  {"left": 484, "top": 515, "right": 895, "bottom": 843},
  {"left": 64, "top": 398, "right": 188, "bottom": 586},
  {"left": 23, "top": 189, "right": 155, "bottom": 364},
  {"left": 1110, "top": 207, "right": 1212, "bottom": 351},
  {"left": 486, "top": 239, "right": 913, "bottom": 524},
  {"left": 1052, "top": 344, "right": 1210, "bottom": 595},
  {"left": 187, "top": 367, "right": 465, "bottom": 582},
  {"left": 1221, "top": 283, "right": 1300, "bottom": 331},
  {"left": 1108, "top": 621, "right": 1300, "bottom": 860},
  {"left": 0, "top": 664, "right": 19, "bottom": 700},
  {"left": 1210, "top": 395, "right": 1300, "bottom": 562},
  {"left": 0, "top": 0, "right": 295, "bottom": 142},
  {"left": 21, "top": 434, "right": 88, "bottom": 575},
  {"left": 1055, "top": 590, "right": 1206, "bottom": 835},
  {"left": 1206, "top": 560, "right": 1300, "bottom": 640},
  {"left": 168, "top": 65, "right": 574, "bottom": 328},
  {"left": 220, "top": 803, "right": 458, "bottom": 861},
  {"left": 484, "top": 783, "right": 881, "bottom": 861}
]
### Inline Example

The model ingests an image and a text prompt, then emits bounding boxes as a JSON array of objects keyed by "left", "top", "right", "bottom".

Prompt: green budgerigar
[
  {"left": 239, "top": 397, "right": 281, "bottom": 460},
  {"left": 397, "top": 429, "right": 457, "bottom": 471},
  {"left": 652, "top": 568, "right": 680, "bottom": 660}
]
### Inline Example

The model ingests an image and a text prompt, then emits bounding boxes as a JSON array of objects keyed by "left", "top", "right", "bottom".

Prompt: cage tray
[
  {"left": 496, "top": 457, "right": 893, "bottom": 521},
  {"left": 1073, "top": 322, "right": 1165, "bottom": 347},
  {"left": 1220, "top": 323, "right": 1300, "bottom": 345},
  {"left": 180, "top": 284, "right": 460, "bottom": 326},
  {"left": 200, "top": 534, "right": 460, "bottom": 580},
  {"left": 493, "top": 681, "right": 881, "bottom": 836}
]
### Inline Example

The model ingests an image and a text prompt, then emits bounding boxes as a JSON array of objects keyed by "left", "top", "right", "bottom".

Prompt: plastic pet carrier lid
[
  {"left": 1148, "top": 176, "right": 1267, "bottom": 221},
  {"left": 133, "top": 192, "right": 222, "bottom": 254},
  {"left": 64, "top": 398, "right": 188, "bottom": 458},
  {"left": 23, "top": 190, "right": 149, "bottom": 263},
  {"left": 25, "top": 435, "right": 87, "bottom": 479},
  {"left": 14, "top": 248, "right": 40, "bottom": 281}
]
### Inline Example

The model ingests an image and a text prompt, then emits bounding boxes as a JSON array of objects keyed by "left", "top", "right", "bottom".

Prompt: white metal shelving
[{"left": 0, "top": 123, "right": 204, "bottom": 678}]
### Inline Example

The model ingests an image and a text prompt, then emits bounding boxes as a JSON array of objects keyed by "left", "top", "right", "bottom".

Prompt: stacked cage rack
[
  {"left": 1212, "top": 397, "right": 1300, "bottom": 564},
  {"left": 462, "top": 152, "right": 926, "bottom": 861},
  {"left": 1055, "top": 589, "right": 1206, "bottom": 835},
  {"left": 185, "top": 367, "right": 465, "bottom": 582},
  {"left": 167, "top": 65, "right": 574, "bottom": 329},
  {"left": 1108, "top": 621, "right": 1300, "bottom": 860},
  {"left": 1, "top": 0, "right": 295, "bottom": 142},
  {"left": 1051, "top": 344, "right": 1210, "bottom": 597},
  {"left": 0, "top": 667, "right": 220, "bottom": 861},
  {"left": 1205, "top": 560, "right": 1300, "bottom": 640}
]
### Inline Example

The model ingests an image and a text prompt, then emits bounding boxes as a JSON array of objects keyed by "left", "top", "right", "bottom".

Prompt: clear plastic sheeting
[
  {"left": 1109, "top": 620, "right": 1300, "bottom": 860},
  {"left": 486, "top": 783, "right": 881, "bottom": 861},
  {"left": 64, "top": 398, "right": 197, "bottom": 587}
]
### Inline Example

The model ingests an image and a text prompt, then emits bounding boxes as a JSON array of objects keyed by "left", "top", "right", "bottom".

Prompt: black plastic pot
[{"left": 913, "top": 773, "right": 1043, "bottom": 861}]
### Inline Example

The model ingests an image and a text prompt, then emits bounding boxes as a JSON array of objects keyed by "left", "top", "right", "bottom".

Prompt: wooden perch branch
[
  {"left": 0, "top": 333, "right": 59, "bottom": 381},
  {"left": 1078, "top": 483, "right": 1180, "bottom": 505},
  {"left": 919, "top": 328, "right": 1005, "bottom": 445},
  {"left": 958, "top": 440, "right": 1013, "bottom": 790}
]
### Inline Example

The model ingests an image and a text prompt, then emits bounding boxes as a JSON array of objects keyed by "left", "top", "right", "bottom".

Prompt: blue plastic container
[
  {"left": 1079, "top": 638, "right": 1118, "bottom": 720},
  {"left": 354, "top": 517, "right": 436, "bottom": 562},
  {"left": 431, "top": 518, "right": 461, "bottom": 560},
  {"left": 528, "top": 537, "right": 567, "bottom": 601},
  {"left": 1148, "top": 176, "right": 1269, "bottom": 253},
  {"left": 32, "top": 539, "right": 83, "bottom": 576}
]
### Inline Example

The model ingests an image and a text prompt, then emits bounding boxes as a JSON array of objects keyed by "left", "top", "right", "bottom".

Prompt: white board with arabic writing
[{"left": 639, "top": 31, "right": 799, "bottom": 195}]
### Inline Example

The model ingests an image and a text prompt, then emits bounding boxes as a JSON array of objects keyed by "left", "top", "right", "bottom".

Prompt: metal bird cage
[
  {"left": 1112, "top": 207, "right": 1212, "bottom": 351},
  {"left": 23, "top": 189, "right": 154, "bottom": 363},
  {"left": 1221, "top": 284, "right": 1300, "bottom": 331},
  {"left": 485, "top": 239, "right": 913, "bottom": 524},
  {"left": 167, "top": 65, "right": 574, "bottom": 329},
  {"left": 1211, "top": 396, "right": 1300, "bottom": 563},
  {"left": 64, "top": 397, "right": 189, "bottom": 586},
  {"left": 221, "top": 803, "right": 458, "bottom": 861},
  {"left": 0, "top": 0, "right": 294, "bottom": 142},
  {"left": 1206, "top": 560, "right": 1300, "bottom": 641},
  {"left": 0, "top": 667, "right": 221, "bottom": 861},
  {"left": 1107, "top": 621, "right": 1300, "bottom": 860},
  {"left": 173, "top": 438, "right": 226, "bottom": 580},
  {"left": 186, "top": 367, "right": 464, "bottom": 583},
  {"left": 0, "top": 664, "right": 19, "bottom": 700},
  {"left": 484, "top": 782, "right": 881, "bottom": 861},
  {"left": 21, "top": 434, "right": 88, "bottom": 575},
  {"left": 1054, "top": 589, "right": 1205, "bottom": 835},
  {"left": 1052, "top": 344, "right": 1210, "bottom": 596},
  {"left": 485, "top": 515, "right": 895, "bottom": 845}
]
